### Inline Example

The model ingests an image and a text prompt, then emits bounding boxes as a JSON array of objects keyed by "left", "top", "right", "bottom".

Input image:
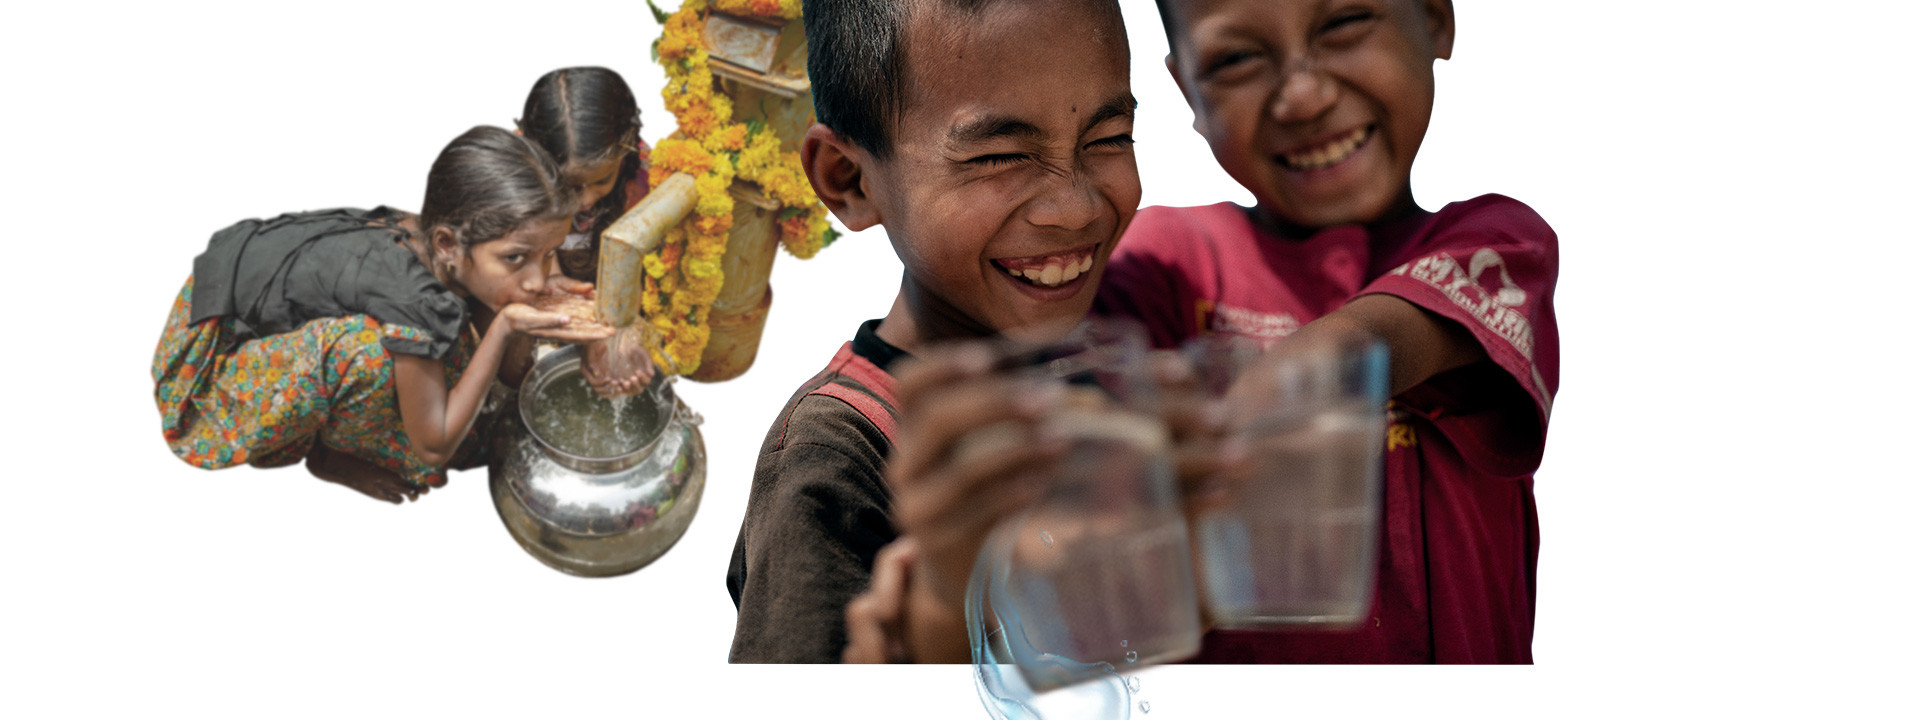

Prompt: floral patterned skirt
[{"left": 151, "top": 277, "right": 487, "bottom": 488}]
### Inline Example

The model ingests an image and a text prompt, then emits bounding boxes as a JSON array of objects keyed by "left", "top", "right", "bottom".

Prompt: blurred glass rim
[{"left": 1183, "top": 330, "right": 1390, "bottom": 406}]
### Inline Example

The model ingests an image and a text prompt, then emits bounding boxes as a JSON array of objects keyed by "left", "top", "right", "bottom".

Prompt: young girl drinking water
[
  {"left": 152, "top": 126, "right": 612, "bottom": 504},
  {"left": 518, "top": 66, "right": 658, "bottom": 393},
  {"left": 517, "top": 66, "right": 652, "bottom": 283}
]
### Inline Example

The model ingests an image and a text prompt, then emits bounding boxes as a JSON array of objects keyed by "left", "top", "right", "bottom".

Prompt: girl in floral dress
[{"left": 152, "top": 126, "right": 616, "bottom": 503}]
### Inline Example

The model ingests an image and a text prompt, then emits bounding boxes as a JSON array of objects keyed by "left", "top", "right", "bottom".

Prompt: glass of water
[
  {"left": 1185, "top": 330, "right": 1389, "bottom": 628},
  {"left": 969, "top": 318, "right": 1203, "bottom": 693}
]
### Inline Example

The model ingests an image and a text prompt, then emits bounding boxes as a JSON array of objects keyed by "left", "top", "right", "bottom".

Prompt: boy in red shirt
[{"left": 849, "top": 0, "right": 1556, "bottom": 664}]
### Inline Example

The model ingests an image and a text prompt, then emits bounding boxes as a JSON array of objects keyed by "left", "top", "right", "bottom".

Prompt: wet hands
[
  {"left": 496, "top": 303, "right": 614, "bottom": 343},
  {"left": 582, "top": 325, "right": 658, "bottom": 398},
  {"left": 536, "top": 276, "right": 657, "bottom": 397},
  {"left": 502, "top": 279, "right": 615, "bottom": 343}
]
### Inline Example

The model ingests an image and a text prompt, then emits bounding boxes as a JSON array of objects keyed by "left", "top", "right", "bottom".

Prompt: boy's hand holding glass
[
  {"left": 963, "top": 319, "right": 1204, "bottom": 691},
  {"left": 886, "top": 345, "right": 1062, "bottom": 614},
  {"left": 842, "top": 537, "right": 920, "bottom": 664}
]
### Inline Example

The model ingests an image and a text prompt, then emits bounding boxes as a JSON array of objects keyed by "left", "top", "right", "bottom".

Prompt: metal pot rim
[{"left": 517, "top": 345, "right": 675, "bottom": 473}]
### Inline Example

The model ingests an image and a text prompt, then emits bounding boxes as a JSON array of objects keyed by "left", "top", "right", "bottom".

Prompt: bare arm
[
  {"left": 392, "top": 324, "right": 512, "bottom": 468},
  {"left": 1281, "top": 293, "right": 1484, "bottom": 396},
  {"left": 393, "top": 304, "right": 613, "bottom": 467}
]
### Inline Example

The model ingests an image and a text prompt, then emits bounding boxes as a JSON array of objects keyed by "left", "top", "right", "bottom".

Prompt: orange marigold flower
[{"left": 694, "top": 215, "right": 732, "bottom": 236}]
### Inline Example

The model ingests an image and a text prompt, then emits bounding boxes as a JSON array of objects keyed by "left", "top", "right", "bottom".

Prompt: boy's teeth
[
  {"left": 1283, "top": 126, "right": 1369, "bottom": 170},
  {"left": 1001, "top": 251, "right": 1096, "bottom": 288}
]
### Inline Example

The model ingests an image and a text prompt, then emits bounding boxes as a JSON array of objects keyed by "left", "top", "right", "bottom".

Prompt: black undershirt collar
[{"left": 850, "top": 318, "right": 910, "bottom": 373}]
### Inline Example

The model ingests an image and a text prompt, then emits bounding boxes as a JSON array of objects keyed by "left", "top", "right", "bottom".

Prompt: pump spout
[{"left": 596, "top": 172, "right": 699, "bottom": 329}]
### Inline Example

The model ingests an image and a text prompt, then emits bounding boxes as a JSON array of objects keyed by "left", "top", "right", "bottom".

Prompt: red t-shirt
[{"left": 1094, "top": 194, "right": 1558, "bottom": 663}]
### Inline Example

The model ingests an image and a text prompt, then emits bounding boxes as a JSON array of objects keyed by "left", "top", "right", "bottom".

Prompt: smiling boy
[
  {"left": 843, "top": 0, "right": 1557, "bottom": 665},
  {"left": 724, "top": 0, "right": 1139, "bottom": 662},
  {"left": 1089, "top": 0, "right": 1556, "bottom": 662}
]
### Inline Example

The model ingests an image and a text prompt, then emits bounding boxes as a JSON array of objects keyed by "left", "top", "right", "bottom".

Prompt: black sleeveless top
[{"left": 188, "top": 207, "right": 468, "bottom": 359}]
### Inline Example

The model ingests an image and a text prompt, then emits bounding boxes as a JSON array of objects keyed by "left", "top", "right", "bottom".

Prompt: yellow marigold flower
[
  {"left": 685, "top": 257, "right": 721, "bottom": 279},
  {"left": 651, "top": 0, "right": 838, "bottom": 370},
  {"left": 686, "top": 238, "right": 726, "bottom": 263},
  {"left": 704, "top": 123, "right": 748, "bottom": 153},
  {"left": 687, "top": 277, "right": 723, "bottom": 301},
  {"left": 694, "top": 175, "right": 734, "bottom": 216},
  {"left": 783, "top": 234, "right": 821, "bottom": 259}
]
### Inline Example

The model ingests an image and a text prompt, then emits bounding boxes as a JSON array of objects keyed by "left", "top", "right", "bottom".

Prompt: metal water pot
[{"left": 489, "top": 345, "right": 706, "bottom": 577}]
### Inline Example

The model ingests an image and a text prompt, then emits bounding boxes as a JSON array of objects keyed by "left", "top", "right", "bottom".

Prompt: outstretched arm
[{"left": 1278, "top": 293, "right": 1485, "bottom": 397}]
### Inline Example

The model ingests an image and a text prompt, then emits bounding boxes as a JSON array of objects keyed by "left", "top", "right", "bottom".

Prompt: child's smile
[
  {"left": 1276, "top": 124, "right": 1374, "bottom": 172},
  {"left": 856, "top": 0, "right": 1140, "bottom": 345},
  {"left": 1166, "top": 0, "right": 1454, "bottom": 233},
  {"left": 991, "top": 243, "right": 1102, "bottom": 290}
]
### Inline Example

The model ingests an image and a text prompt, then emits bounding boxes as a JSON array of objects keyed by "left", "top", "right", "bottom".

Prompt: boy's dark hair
[
  {"left": 803, "top": 0, "right": 909, "bottom": 159},
  {"left": 1151, "top": 0, "right": 1177, "bottom": 52},
  {"left": 804, "top": 0, "right": 1125, "bottom": 160},
  {"left": 420, "top": 126, "right": 578, "bottom": 246}
]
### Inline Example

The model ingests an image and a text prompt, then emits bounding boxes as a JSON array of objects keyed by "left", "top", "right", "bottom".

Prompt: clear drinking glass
[
  {"left": 968, "top": 318, "right": 1202, "bottom": 694},
  {"left": 1186, "top": 331, "right": 1390, "bottom": 628}
]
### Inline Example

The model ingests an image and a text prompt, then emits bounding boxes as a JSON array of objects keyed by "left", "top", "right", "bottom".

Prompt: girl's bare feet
[{"left": 305, "top": 446, "right": 429, "bottom": 504}]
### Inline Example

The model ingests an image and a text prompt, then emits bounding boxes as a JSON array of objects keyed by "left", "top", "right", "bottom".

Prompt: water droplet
[
  {"left": 1138, "top": 701, "right": 1152, "bottom": 714},
  {"left": 1128, "top": 676, "right": 1141, "bottom": 692},
  {"left": 1125, "top": 650, "right": 1138, "bottom": 663},
  {"left": 1039, "top": 530, "right": 1054, "bottom": 548},
  {"left": 1120, "top": 639, "right": 1128, "bottom": 648}
]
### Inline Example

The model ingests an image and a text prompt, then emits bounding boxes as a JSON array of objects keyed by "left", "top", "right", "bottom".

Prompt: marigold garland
[{"left": 643, "top": 0, "right": 838, "bottom": 373}]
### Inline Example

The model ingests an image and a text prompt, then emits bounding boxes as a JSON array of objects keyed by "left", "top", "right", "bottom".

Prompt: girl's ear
[
  {"left": 430, "top": 225, "right": 464, "bottom": 266},
  {"left": 802, "top": 124, "right": 882, "bottom": 232}
]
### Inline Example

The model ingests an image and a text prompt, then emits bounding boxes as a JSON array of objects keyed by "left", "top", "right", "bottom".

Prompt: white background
[{"left": 4, "top": 0, "right": 1916, "bottom": 717}]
